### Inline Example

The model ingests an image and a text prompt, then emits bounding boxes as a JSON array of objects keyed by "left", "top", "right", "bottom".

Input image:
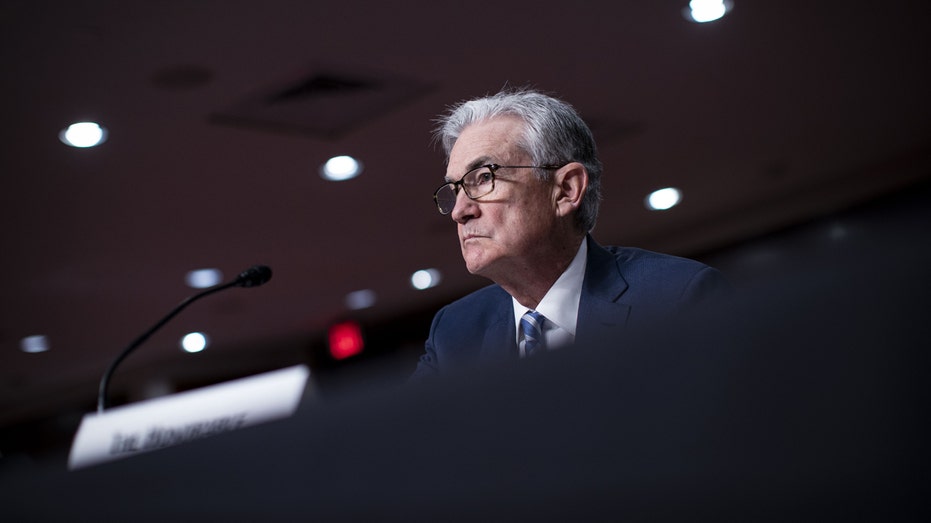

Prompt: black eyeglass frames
[{"left": 432, "top": 164, "right": 561, "bottom": 215}]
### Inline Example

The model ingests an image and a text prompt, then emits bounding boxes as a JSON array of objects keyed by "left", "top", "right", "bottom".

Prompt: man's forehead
[{"left": 446, "top": 117, "right": 528, "bottom": 174}]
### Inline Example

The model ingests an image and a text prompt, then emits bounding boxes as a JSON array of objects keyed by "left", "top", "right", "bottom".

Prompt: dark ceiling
[{"left": 2, "top": 1, "right": 930, "bottom": 437}]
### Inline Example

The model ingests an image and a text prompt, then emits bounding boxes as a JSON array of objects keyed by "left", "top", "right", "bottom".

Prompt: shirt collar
[{"left": 512, "top": 239, "right": 587, "bottom": 336}]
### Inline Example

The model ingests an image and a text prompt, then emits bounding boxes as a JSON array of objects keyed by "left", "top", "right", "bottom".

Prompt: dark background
[{"left": 1, "top": 0, "right": 929, "bottom": 476}]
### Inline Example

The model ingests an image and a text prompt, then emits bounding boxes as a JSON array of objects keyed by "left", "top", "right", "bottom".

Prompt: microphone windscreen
[{"left": 236, "top": 265, "right": 272, "bottom": 287}]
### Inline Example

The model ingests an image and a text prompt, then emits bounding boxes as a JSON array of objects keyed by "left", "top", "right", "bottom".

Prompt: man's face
[{"left": 446, "top": 116, "right": 560, "bottom": 281}]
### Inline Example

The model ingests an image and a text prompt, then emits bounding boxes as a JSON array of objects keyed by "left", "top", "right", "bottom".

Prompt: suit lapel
[
  {"left": 577, "top": 236, "right": 631, "bottom": 346},
  {"left": 478, "top": 290, "right": 517, "bottom": 364}
]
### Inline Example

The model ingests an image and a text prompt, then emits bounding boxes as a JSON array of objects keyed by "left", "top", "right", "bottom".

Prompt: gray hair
[{"left": 435, "top": 88, "right": 603, "bottom": 232}]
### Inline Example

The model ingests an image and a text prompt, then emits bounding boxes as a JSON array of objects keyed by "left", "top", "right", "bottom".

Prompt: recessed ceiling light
[
  {"left": 411, "top": 268, "right": 442, "bottom": 290},
  {"left": 645, "top": 187, "right": 682, "bottom": 211},
  {"left": 320, "top": 155, "right": 362, "bottom": 181},
  {"left": 59, "top": 121, "right": 108, "bottom": 148},
  {"left": 185, "top": 268, "right": 223, "bottom": 289},
  {"left": 181, "top": 332, "right": 208, "bottom": 353},
  {"left": 346, "top": 289, "right": 376, "bottom": 310},
  {"left": 20, "top": 335, "right": 50, "bottom": 353},
  {"left": 684, "top": 0, "right": 733, "bottom": 23}
]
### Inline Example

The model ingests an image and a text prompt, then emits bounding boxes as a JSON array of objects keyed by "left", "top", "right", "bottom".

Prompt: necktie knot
[{"left": 520, "top": 310, "right": 546, "bottom": 357}]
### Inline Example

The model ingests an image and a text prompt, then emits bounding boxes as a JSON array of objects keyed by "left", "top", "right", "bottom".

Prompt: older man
[{"left": 413, "top": 89, "right": 729, "bottom": 378}]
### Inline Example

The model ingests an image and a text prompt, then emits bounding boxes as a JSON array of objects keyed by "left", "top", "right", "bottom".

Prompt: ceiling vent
[{"left": 211, "top": 67, "right": 433, "bottom": 139}]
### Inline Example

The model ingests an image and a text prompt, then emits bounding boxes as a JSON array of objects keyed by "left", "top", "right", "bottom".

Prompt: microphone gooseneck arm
[{"left": 96, "top": 265, "right": 272, "bottom": 413}]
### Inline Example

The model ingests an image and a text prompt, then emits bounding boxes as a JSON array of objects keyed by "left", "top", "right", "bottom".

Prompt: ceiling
[{"left": 2, "top": 1, "right": 930, "bottom": 434}]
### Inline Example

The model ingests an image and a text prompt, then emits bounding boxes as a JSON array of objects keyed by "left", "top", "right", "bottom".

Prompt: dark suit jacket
[{"left": 412, "top": 236, "right": 729, "bottom": 379}]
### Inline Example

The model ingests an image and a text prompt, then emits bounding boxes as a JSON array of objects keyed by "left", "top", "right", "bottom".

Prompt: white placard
[{"left": 68, "top": 364, "right": 310, "bottom": 470}]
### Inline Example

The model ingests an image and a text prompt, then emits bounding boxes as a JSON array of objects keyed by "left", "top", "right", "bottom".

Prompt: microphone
[
  {"left": 96, "top": 265, "right": 273, "bottom": 413},
  {"left": 235, "top": 264, "right": 273, "bottom": 288}
]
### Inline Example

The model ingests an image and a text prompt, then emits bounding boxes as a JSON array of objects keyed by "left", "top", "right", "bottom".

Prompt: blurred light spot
[
  {"left": 645, "top": 187, "right": 682, "bottom": 211},
  {"left": 328, "top": 321, "right": 364, "bottom": 360},
  {"left": 60, "top": 121, "right": 108, "bottom": 148},
  {"left": 185, "top": 268, "right": 223, "bottom": 288},
  {"left": 411, "top": 268, "right": 442, "bottom": 290},
  {"left": 21, "top": 335, "right": 50, "bottom": 353},
  {"left": 181, "top": 332, "right": 208, "bottom": 353},
  {"left": 345, "top": 289, "right": 376, "bottom": 310},
  {"left": 829, "top": 223, "right": 849, "bottom": 241},
  {"left": 141, "top": 379, "right": 174, "bottom": 400},
  {"left": 321, "top": 155, "right": 362, "bottom": 181},
  {"left": 685, "top": 0, "right": 732, "bottom": 23}
]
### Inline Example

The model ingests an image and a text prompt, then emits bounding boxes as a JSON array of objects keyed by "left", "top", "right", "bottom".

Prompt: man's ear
[{"left": 552, "top": 162, "right": 588, "bottom": 217}]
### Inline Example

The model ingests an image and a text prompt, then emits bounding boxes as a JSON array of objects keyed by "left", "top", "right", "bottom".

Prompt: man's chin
[
  {"left": 464, "top": 262, "right": 486, "bottom": 277},
  {"left": 463, "top": 255, "right": 491, "bottom": 278},
  {"left": 465, "top": 258, "right": 505, "bottom": 282},
  {"left": 461, "top": 245, "right": 502, "bottom": 278}
]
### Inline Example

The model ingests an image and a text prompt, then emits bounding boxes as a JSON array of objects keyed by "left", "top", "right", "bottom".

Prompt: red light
[{"left": 328, "top": 321, "right": 364, "bottom": 360}]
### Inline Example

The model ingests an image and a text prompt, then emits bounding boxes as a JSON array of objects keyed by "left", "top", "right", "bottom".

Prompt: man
[{"left": 412, "top": 88, "right": 729, "bottom": 379}]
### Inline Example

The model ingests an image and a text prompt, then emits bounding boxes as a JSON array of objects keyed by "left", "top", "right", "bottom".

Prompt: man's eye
[{"left": 475, "top": 171, "right": 493, "bottom": 184}]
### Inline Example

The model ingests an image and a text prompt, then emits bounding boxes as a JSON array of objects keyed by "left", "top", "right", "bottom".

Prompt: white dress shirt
[{"left": 512, "top": 239, "right": 587, "bottom": 357}]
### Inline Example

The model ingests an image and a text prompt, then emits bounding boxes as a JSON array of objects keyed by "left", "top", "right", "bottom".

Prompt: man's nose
[{"left": 450, "top": 190, "right": 478, "bottom": 223}]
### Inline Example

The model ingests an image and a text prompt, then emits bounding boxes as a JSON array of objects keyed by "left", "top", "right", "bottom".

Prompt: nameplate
[{"left": 68, "top": 364, "right": 310, "bottom": 470}]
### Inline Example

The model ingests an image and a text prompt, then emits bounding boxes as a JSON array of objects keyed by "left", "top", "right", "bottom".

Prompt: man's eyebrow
[
  {"left": 445, "top": 157, "right": 494, "bottom": 183},
  {"left": 467, "top": 157, "right": 494, "bottom": 171}
]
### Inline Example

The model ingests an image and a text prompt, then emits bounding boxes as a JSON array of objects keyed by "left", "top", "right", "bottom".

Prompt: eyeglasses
[{"left": 432, "top": 164, "right": 561, "bottom": 215}]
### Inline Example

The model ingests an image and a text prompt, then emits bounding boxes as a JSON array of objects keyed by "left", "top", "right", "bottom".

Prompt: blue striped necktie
[{"left": 520, "top": 310, "right": 545, "bottom": 356}]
